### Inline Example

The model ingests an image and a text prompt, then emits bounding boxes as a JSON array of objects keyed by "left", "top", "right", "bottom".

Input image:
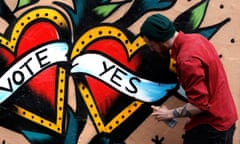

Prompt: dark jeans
[{"left": 183, "top": 124, "right": 236, "bottom": 144}]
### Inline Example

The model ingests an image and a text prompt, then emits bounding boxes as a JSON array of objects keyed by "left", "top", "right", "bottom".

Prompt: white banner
[
  {"left": 71, "top": 53, "right": 177, "bottom": 102},
  {"left": 0, "top": 43, "right": 177, "bottom": 104},
  {"left": 0, "top": 42, "right": 68, "bottom": 103}
]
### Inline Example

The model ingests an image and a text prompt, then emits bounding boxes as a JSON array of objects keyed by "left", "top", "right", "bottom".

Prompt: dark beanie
[{"left": 140, "top": 14, "right": 176, "bottom": 42}]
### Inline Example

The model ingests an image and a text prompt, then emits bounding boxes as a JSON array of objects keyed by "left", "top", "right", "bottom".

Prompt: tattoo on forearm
[
  {"left": 173, "top": 109, "right": 181, "bottom": 117},
  {"left": 173, "top": 105, "right": 192, "bottom": 118},
  {"left": 182, "top": 105, "right": 192, "bottom": 117}
]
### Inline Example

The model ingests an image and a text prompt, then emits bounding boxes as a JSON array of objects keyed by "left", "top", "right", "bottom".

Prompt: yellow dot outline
[
  {"left": 3, "top": 7, "right": 69, "bottom": 134},
  {"left": 0, "top": 7, "right": 68, "bottom": 52},
  {"left": 71, "top": 25, "right": 145, "bottom": 133},
  {"left": 14, "top": 67, "right": 66, "bottom": 134},
  {"left": 78, "top": 82, "right": 143, "bottom": 133},
  {"left": 71, "top": 25, "right": 145, "bottom": 59}
]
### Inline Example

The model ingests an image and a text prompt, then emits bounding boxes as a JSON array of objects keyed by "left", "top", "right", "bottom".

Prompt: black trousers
[{"left": 183, "top": 124, "right": 236, "bottom": 144}]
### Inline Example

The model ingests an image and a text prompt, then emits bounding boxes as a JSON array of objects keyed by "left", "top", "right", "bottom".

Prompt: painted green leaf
[
  {"left": 93, "top": 4, "right": 119, "bottom": 17},
  {"left": 17, "top": 0, "right": 31, "bottom": 8},
  {"left": 17, "top": 0, "right": 38, "bottom": 9},
  {"left": 190, "top": 0, "right": 208, "bottom": 30}
]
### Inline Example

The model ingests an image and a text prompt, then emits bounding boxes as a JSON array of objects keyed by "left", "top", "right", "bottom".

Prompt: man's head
[
  {"left": 140, "top": 14, "right": 176, "bottom": 42},
  {"left": 140, "top": 14, "right": 176, "bottom": 56}
]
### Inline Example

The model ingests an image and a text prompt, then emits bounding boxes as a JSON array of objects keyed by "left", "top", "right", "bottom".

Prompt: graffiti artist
[{"left": 140, "top": 14, "right": 238, "bottom": 144}]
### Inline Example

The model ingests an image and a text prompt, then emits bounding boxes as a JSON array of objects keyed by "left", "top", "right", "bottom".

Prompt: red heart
[
  {"left": 0, "top": 22, "right": 59, "bottom": 107},
  {"left": 84, "top": 38, "right": 142, "bottom": 116}
]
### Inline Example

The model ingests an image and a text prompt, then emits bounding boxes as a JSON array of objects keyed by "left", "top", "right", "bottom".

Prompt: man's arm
[
  {"left": 173, "top": 103, "right": 202, "bottom": 118},
  {"left": 151, "top": 103, "right": 202, "bottom": 121}
]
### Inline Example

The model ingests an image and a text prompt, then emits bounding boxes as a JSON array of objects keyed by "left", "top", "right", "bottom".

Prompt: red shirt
[{"left": 171, "top": 31, "right": 238, "bottom": 131}]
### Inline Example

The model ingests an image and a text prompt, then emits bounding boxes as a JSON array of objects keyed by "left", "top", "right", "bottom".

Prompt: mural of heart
[
  {"left": 0, "top": 7, "right": 70, "bottom": 134},
  {"left": 70, "top": 25, "right": 151, "bottom": 133}
]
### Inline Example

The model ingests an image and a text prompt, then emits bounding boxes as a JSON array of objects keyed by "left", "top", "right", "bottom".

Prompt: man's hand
[{"left": 151, "top": 105, "right": 174, "bottom": 121}]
